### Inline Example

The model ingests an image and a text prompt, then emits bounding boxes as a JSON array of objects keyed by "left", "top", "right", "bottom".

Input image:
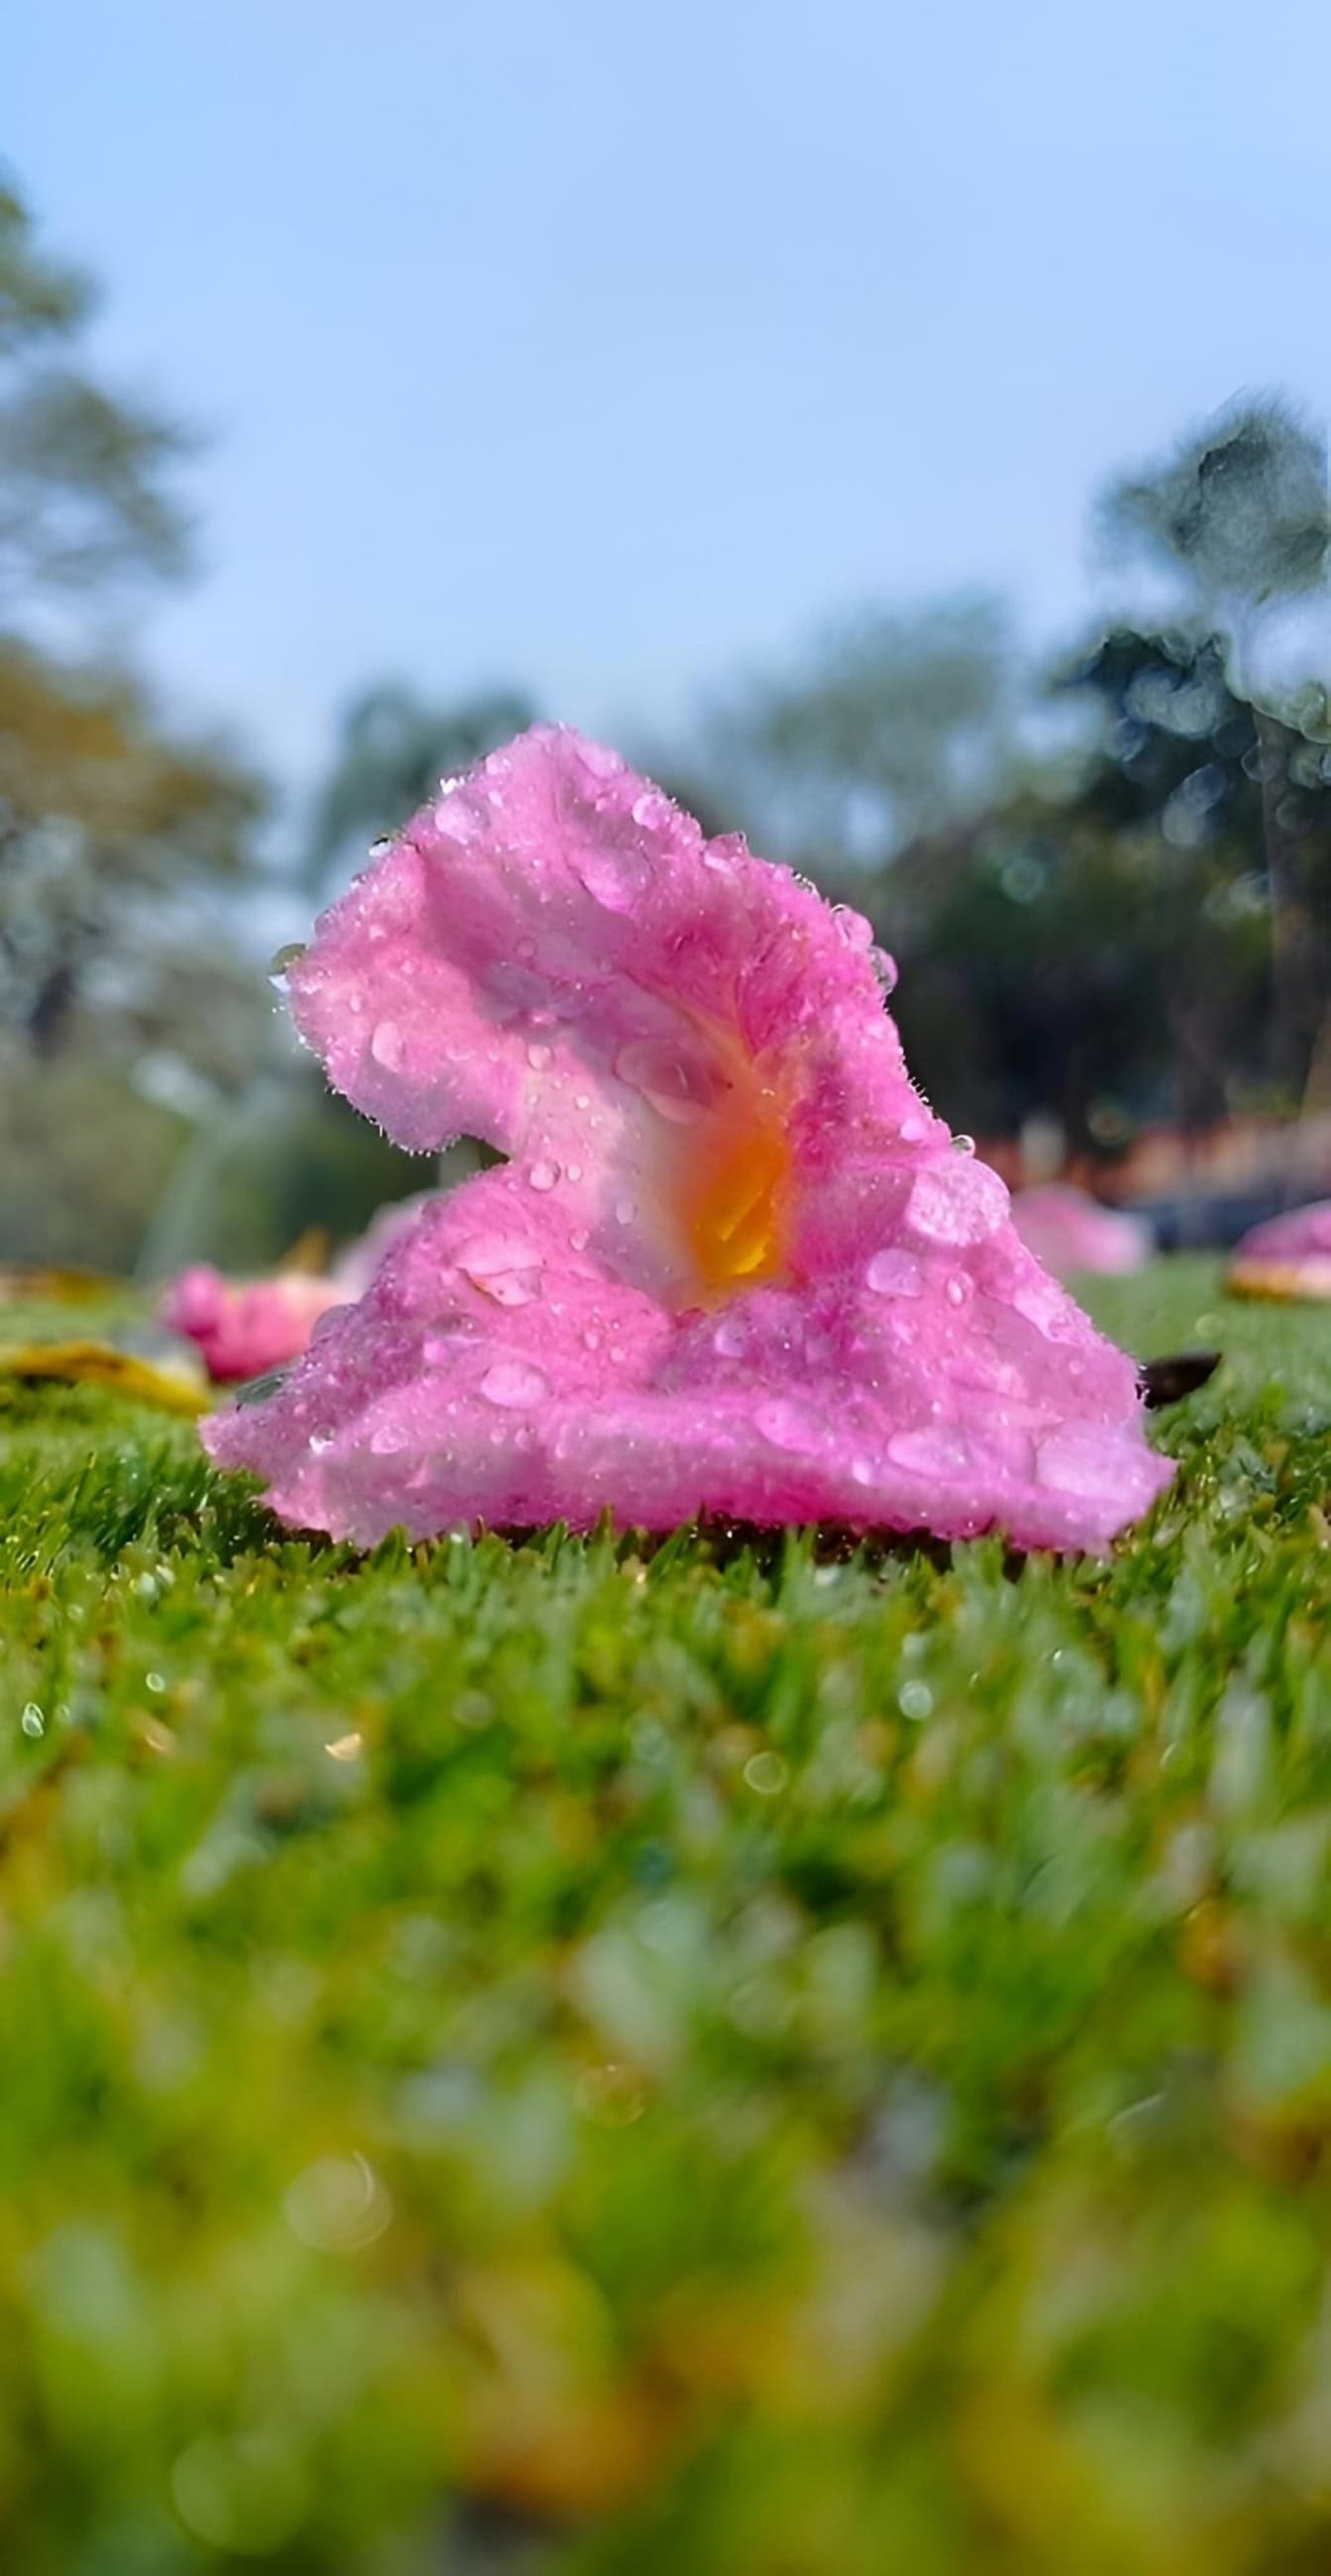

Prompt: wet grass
[{"left": 0, "top": 1258, "right": 1329, "bottom": 2573}]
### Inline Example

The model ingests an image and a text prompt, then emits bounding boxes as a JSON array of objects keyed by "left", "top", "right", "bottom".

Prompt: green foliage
[
  {"left": 1, "top": 1266, "right": 1330, "bottom": 2569},
  {"left": 0, "top": 171, "right": 271, "bottom": 1262},
  {"left": 0, "top": 175, "right": 193, "bottom": 616},
  {"left": 1098, "top": 398, "right": 1330, "bottom": 626},
  {"left": 703, "top": 593, "right": 1017, "bottom": 873},
  {"left": 873, "top": 626, "right": 1331, "bottom": 1144}
]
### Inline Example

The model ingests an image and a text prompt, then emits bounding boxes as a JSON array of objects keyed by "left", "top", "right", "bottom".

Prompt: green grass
[{"left": 1, "top": 1259, "right": 1330, "bottom": 2575}]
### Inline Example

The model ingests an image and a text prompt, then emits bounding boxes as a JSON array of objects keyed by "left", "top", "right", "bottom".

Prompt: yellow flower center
[{"left": 680, "top": 1091, "right": 791, "bottom": 1293}]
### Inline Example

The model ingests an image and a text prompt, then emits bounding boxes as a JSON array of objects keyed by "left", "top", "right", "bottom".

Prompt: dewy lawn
[{"left": 0, "top": 1258, "right": 1329, "bottom": 2574}]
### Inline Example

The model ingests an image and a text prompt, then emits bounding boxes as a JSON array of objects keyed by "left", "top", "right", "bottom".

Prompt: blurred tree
[
  {"left": 1098, "top": 399, "right": 1329, "bottom": 635},
  {"left": 0, "top": 640, "right": 263, "bottom": 1058},
  {"left": 700, "top": 594, "right": 1019, "bottom": 878},
  {"left": 1097, "top": 400, "right": 1331, "bottom": 1101},
  {"left": 305, "top": 682, "right": 536, "bottom": 893},
  {"left": 0, "top": 176, "right": 194, "bottom": 625},
  {"left": 886, "top": 625, "right": 1327, "bottom": 1151},
  {"left": 0, "top": 171, "right": 274, "bottom": 1263}
]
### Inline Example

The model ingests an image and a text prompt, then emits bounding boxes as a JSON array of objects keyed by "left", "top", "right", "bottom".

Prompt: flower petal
[
  {"left": 1010, "top": 1185, "right": 1153, "bottom": 1280},
  {"left": 1228, "top": 1199, "right": 1331, "bottom": 1300},
  {"left": 162, "top": 1265, "right": 349, "bottom": 1382}
]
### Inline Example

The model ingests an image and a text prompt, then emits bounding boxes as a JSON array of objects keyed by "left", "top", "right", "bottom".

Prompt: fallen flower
[
  {"left": 204, "top": 727, "right": 1175, "bottom": 1552},
  {"left": 1227, "top": 1200, "right": 1331, "bottom": 1301},
  {"left": 161, "top": 1194, "right": 434, "bottom": 1381},
  {"left": 1010, "top": 1184, "right": 1152, "bottom": 1280},
  {"left": 161, "top": 1265, "right": 348, "bottom": 1382}
]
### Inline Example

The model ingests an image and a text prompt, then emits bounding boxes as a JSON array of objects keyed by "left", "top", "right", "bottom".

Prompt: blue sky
[{"left": 10, "top": 0, "right": 1329, "bottom": 825}]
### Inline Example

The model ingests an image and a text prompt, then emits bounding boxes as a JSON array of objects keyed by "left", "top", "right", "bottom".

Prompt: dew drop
[
  {"left": 614, "top": 1195, "right": 637, "bottom": 1226},
  {"left": 615, "top": 1038, "right": 705, "bottom": 1126},
  {"left": 713, "top": 1314, "right": 748, "bottom": 1358},
  {"left": 527, "top": 1040, "right": 553, "bottom": 1070},
  {"left": 457, "top": 1236, "right": 543, "bottom": 1307},
  {"left": 952, "top": 1132, "right": 976, "bottom": 1156},
  {"left": 370, "top": 1019, "right": 404, "bottom": 1071},
  {"left": 568, "top": 1227, "right": 589, "bottom": 1252},
  {"left": 898, "top": 1679, "right": 934, "bottom": 1722},
  {"left": 887, "top": 1427, "right": 974, "bottom": 1480},
  {"left": 850, "top": 1455, "right": 875, "bottom": 1487},
  {"left": 945, "top": 1275, "right": 969, "bottom": 1308},
  {"left": 528, "top": 1160, "right": 560, "bottom": 1193},
  {"left": 757, "top": 1399, "right": 811, "bottom": 1451},
  {"left": 20, "top": 1702, "right": 44, "bottom": 1739},
  {"left": 832, "top": 905, "right": 874, "bottom": 950},
  {"left": 479, "top": 1360, "right": 549, "bottom": 1410},
  {"left": 866, "top": 1248, "right": 923, "bottom": 1298},
  {"left": 871, "top": 946, "right": 900, "bottom": 994},
  {"left": 899, "top": 1112, "right": 928, "bottom": 1143}
]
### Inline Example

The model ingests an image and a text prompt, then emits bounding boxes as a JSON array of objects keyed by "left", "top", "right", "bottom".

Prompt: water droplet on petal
[
  {"left": 614, "top": 1195, "right": 637, "bottom": 1226},
  {"left": 899, "top": 1112, "right": 928, "bottom": 1143},
  {"left": 268, "top": 941, "right": 306, "bottom": 978},
  {"left": 713, "top": 1313, "right": 748, "bottom": 1358},
  {"left": 457, "top": 1236, "right": 543, "bottom": 1307},
  {"left": 569, "top": 1227, "right": 589, "bottom": 1252},
  {"left": 757, "top": 1399, "right": 813, "bottom": 1451},
  {"left": 568, "top": 840, "right": 652, "bottom": 913},
  {"left": 952, "top": 1132, "right": 976, "bottom": 1156},
  {"left": 887, "top": 1427, "right": 975, "bottom": 1480},
  {"left": 832, "top": 905, "right": 874, "bottom": 950},
  {"left": 871, "top": 946, "right": 899, "bottom": 994},
  {"left": 615, "top": 1038, "right": 706, "bottom": 1126},
  {"left": 527, "top": 1040, "right": 553, "bottom": 1070},
  {"left": 906, "top": 1160, "right": 1007, "bottom": 1247},
  {"left": 945, "top": 1274, "right": 970, "bottom": 1308},
  {"left": 370, "top": 1019, "right": 404, "bottom": 1071},
  {"left": 866, "top": 1248, "right": 924, "bottom": 1298},
  {"left": 850, "top": 1455, "right": 875, "bottom": 1487},
  {"left": 479, "top": 1360, "right": 549, "bottom": 1410},
  {"left": 528, "top": 1159, "right": 560, "bottom": 1193}
]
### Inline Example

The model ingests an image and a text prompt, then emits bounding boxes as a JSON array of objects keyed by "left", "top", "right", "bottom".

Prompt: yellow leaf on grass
[{"left": 0, "top": 1340, "right": 208, "bottom": 1416}]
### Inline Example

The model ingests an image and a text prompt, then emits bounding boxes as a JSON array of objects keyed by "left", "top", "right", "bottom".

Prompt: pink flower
[
  {"left": 1228, "top": 1199, "right": 1331, "bottom": 1300},
  {"left": 162, "top": 1264, "right": 349, "bottom": 1382},
  {"left": 162, "top": 1197, "right": 432, "bottom": 1381},
  {"left": 204, "top": 727, "right": 1174, "bottom": 1552},
  {"left": 1010, "top": 1185, "right": 1152, "bottom": 1280}
]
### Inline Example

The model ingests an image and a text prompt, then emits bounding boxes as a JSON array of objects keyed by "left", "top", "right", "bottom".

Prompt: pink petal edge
[
  {"left": 1228, "top": 1198, "right": 1331, "bottom": 1299},
  {"left": 1010, "top": 1185, "right": 1152, "bottom": 1280}
]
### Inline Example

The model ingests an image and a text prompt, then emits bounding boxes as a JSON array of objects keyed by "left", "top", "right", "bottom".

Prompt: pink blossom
[
  {"left": 162, "top": 1265, "right": 348, "bottom": 1382},
  {"left": 1010, "top": 1185, "right": 1152, "bottom": 1280},
  {"left": 162, "top": 1196, "right": 432, "bottom": 1381},
  {"left": 204, "top": 727, "right": 1174, "bottom": 1552},
  {"left": 1228, "top": 1199, "right": 1331, "bottom": 1300}
]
